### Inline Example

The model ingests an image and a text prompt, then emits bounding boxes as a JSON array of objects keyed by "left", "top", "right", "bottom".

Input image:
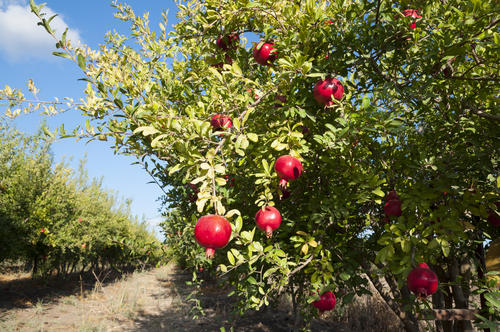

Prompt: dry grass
[{"left": 1, "top": 263, "right": 466, "bottom": 332}]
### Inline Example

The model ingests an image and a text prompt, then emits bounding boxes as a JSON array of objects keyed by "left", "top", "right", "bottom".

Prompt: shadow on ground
[
  {"left": 0, "top": 268, "right": 130, "bottom": 312},
  {"left": 124, "top": 267, "right": 347, "bottom": 332}
]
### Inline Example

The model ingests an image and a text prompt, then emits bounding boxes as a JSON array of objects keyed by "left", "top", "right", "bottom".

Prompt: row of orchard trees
[
  {"left": 0, "top": 124, "right": 162, "bottom": 277},
  {"left": 1, "top": 0, "right": 499, "bottom": 331}
]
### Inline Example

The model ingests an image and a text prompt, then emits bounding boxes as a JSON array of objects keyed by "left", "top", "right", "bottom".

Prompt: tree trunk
[
  {"left": 450, "top": 256, "right": 474, "bottom": 332},
  {"left": 363, "top": 269, "right": 420, "bottom": 332}
]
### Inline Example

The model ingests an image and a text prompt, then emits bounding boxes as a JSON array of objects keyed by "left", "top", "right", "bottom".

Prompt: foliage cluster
[{"left": 0, "top": 125, "right": 163, "bottom": 277}]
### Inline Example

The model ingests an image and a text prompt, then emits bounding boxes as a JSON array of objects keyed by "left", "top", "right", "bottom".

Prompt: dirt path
[{"left": 0, "top": 263, "right": 349, "bottom": 331}]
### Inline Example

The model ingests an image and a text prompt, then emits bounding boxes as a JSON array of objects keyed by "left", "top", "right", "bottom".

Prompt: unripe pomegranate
[
  {"left": 194, "top": 215, "right": 232, "bottom": 259},
  {"left": 312, "top": 291, "right": 336, "bottom": 313},
  {"left": 255, "top": 206, "right": 282, "bottom": 238},
  {"left": 313, "top": 77, "right": 344, "bottom": 106},
  {"left": 274, "top": 155, "right": 303, "bottom": 188},
  {"left": 253, "top": 42, "right": 277, "bottom": 66},
  {"left": 216, "top": 33, "right": 239, "bottom": 50},
  {"left": 407, "top": 263, "right": 438, "bottom": 298},
  {"left": 210, "top": 114, "right": 233, "bottom": 131},
  {"left": 488, "top": 202, "right": 500, "bottom": 227},
  {"left": 402, "top": 9, "right": 422, "bottom": 29}
]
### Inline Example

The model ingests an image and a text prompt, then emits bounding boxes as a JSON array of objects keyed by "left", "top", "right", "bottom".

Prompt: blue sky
[{"left": 0, "top": 0, "right": 181, "bottom": 239}]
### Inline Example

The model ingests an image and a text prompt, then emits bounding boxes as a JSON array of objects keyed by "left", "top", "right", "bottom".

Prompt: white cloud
[{"left": 0, "top": 1, "right": 82, "bottom": 62}]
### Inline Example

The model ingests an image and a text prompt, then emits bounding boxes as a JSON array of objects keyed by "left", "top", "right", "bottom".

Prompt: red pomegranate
[
  {"left": 194, "top": 215, "right": 232, "bottom": 258},
  {"left": 216, "top": 33, "right": 239, "bottom": 50},
  {"left": 384, "top": 190, "right": 402, "bottom": 217},
  {"left": 386, "top": 190, "right": 400, "bottom": 201},
  {"left": 255, "top": 206, "right": 282, "bottom": 238},
  {"left": 253, "top": 42, "right": 277, "bottom": 66},
  {"left": 402, "top": 9, "right": 422, "bottom": 29},
  {"left": 210, "top": 114, "right": 233, "bottom": 131},
  {"left": 407, "top": 263, "right": 438, "bottom": 298},
  {"left": 274, "top": 155, "right": 303, "bottom": 188},
  {"left": 488, "top": 202, "right": 500, "bottom": 227},
  {"left": 312, "top": 291, "right": 336, "bottom": 313},
  {"left": 313, "top": 77, "right": 344, "bottom": 106}
]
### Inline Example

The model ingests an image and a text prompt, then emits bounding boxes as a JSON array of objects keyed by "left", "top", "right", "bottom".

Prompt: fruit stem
[
  {"left": 265, "top": 226, "right": 273, "bottom": 238},
  {"left": 205, "top": 247, "right": 215, "bottom": 259}
]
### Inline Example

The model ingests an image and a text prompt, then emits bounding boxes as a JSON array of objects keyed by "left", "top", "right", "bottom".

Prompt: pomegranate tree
[
  {"left": 255, "top": 206, "right": 282, "bottom": 238},
  {"left": 194, "top": 215, "right": 232, "bottom": 258},
  {"left": 313, "top": 77, "right": 344, "bottom": 106},
  {"left": 274, "top": 155, "right": 303, "bottom": 189},
  {"left": 312, "top": 291, "right": 336, "bottom": 313},
  {"left": 407, "top": 263, "right": 438, "bottom": 298},
  {"left": 253, "top": 42, "right": 277, "bottom": 66}
]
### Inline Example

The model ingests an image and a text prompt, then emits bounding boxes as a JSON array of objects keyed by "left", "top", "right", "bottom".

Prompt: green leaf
[
  {"left": 340, "top": 272, "right": 351, "bottom": 281},
  {"left": 227, "top": 251, "right": 235, "bottom": 265},
  {"left": 372, "top": 188, "right": 385, "bottom": 197},
  {"left": 52, "top": 52, "right": 72, "bottom": 61},
  {"left": 247, "top": 133, "right": 258, "bottom": 142},
  {"left": 77, "top": 54, "right": 86, "bottom": 71}
]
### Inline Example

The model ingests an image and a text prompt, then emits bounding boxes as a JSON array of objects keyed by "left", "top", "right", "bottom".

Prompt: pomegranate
[
  {"left": 210, "top": 114, "right": 233, "bottom": 131},
  {"left": 253, "top": 42, "right": 277, "bottom": 66},
  {"left": 274, "top": 155, "right": 303, "bottom": 188},
  {"left": 255, "top": 206, "right": 282, "bottom": 238},
  {"left": 407, "top": 263, "right": 438, "bottom": 298},
  {"left": 216, "top": 33, "right": 239, "bottom": 50},
  {"left": 384, "top": 190, "right": 402, "bottom": 217},
  {"left": 402, "top": 9, "right": 422, "bottom": 29},
  {"left": 488, "top": 202, "right": 500, "bottom": 227},
  {"left": 194, "top": 215, "right": 232, "bottom": 258},
  {"left": 312, "top": 291, "right": 336, "bottom": 313},
  {"left": 386, "top": 190, "right": 400, "bottom": 201},
  {"left": 313, "top": 77, "right": 344, "bottom": 106}
]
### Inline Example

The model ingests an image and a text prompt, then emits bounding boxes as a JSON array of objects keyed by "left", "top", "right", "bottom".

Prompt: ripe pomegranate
[
  {"left": 210, "top": 114, "right": 233, "bottom": 131},
  {"left": 402, "top": 9, "right": 422, "bottom": 29},
  {"left": 384, "top": 190, "right": 402, "bottom": 217},
  {"left": 216, "top": 33, "right": 239, "bottom": 50},
  {"left": 407, "top": 263, "right": 438, "bottom": 298},
  {"left": 313, "top": 77, "right": 344, "bottom": 106},
  {"left": 312, "top": 291, "right": 336, "bottom": 313},
  {"left": 40, "top": 228, "right": 46, "bottom": 233},
  {"left": 255, "top": 206, "right": 282, "bottom": 238},
  {"left": 386, "top": 190, "right": 400, "bottom": 201},
  {"left": 488, "top": 202, "right": 500, "bottom": 227},
  {"left": 194, "top": 215, "right": 232, "bottom": 258},
  {"left": 274, "top": 155, "right": 303, "bottom": 188},
  {"left": 253, "top": 42, "right": 277, "bottom": 66}
]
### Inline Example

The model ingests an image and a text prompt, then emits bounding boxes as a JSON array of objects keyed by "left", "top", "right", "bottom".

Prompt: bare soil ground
[{"left": 0, "top": 263, "right": 405, "bottom": 332}]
